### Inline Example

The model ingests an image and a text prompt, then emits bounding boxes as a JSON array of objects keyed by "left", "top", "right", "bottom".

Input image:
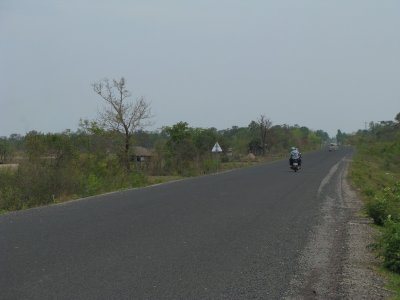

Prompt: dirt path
[{"left": 284, "top": 158, "right": 393, "bottom": 299}]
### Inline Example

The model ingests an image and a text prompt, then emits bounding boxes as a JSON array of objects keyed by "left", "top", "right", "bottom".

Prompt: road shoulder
[
  {"left": 284, "top": 158, "right": 393, "bottom": 299},
  {"left": 341, "top": 160, "right": 393, "bottom": 299}
]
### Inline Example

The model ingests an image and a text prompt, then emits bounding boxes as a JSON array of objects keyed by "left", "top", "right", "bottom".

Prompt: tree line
[{"left": 0, "top": 77, "right": 330, "bottom": 212}]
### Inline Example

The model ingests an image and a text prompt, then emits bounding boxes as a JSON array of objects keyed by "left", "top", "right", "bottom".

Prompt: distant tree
[
  {"left": 258, "top": 115, "right": 272, "bottom": 155},
  {"left": 336, "top": 130, "right": 343, "bottom": 145},
  {"left": 248, "top": 137, "right": 262, "bottom": 155},
  {"left": 0, "top": 138, "right": 14, "bottom": 163},
  {"left": 247, "top": 115, "right": 272, "bottom": 155},
  {"left": 133, "top": 130, "right": 164, "bottom": 149},
  {"left": 395, "top": 112, "right": 400, "bottom": 127},
  {"left": 336, "top": 129, "right": 352, "bottom": 145},
  {"left": 221, "top": 125, "right": 252, "bottom": 156},
  {"left": 92, "top": 77, "right": 152, "bottom": 172},
  {"left": 268, "top": 125, "right": 290, "bottom": 151},
  {"left": 192, "top": 127, "right": 218, "bottom": 157},
  {"left": 24, "top": 131, "right": 46, "bottom": 160},
  {"left": 290, "top": 127, "right": 303, "bottom": 148},
  {"left": 248, "top": 121, "right": 259, "bottom": 134},
  {"left": 164, "top": 122, "right": 196, "bottom": 174},
  {"left": 8, "top": 134, "right": 24, "bottom": 152},
  {"left": 77, "top": 118, "right": 108, "bottom": 157},
  {"left": 45, "top": 132, "right": 77, "bottom": 168},
  {"left": 315, "top": 130, "right": 329, "bottom": 143}
]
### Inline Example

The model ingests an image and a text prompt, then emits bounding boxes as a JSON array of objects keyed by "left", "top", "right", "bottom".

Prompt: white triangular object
[{"left": 211, "top": 142, "right": 222, "bottom": 153}]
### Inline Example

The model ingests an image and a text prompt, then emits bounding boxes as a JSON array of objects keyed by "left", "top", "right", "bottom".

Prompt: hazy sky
[{"left": 1, "top": 1, "right": 399, "bottom": 137}]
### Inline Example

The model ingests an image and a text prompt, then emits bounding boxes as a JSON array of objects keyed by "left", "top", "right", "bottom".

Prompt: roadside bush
[
  {"left": 16, "top": 161, "right": 55, "bottom": 207},
  {"left": 84, "top": 173, "right": 103, "bottom": 196},
  {"left": 202, "top": 159, "right": 219, "bottom": 173},
  {"left": 0, "top": 169, "right": 23, "bottom": 211},
  {"left": 367, "top": 197, "right": 390, "bottom": 226},
  {"left": 129, "top": 171, "right": 147, "bottom": 187},
  {"left": 367, "top": 183, "right": 400, "bottom": 226},
  {"left": 0, "top": 186, "right": 23, "bottom": 211},
  {"left": 379, "top": 220, "right": 400, "bottom": 274}
]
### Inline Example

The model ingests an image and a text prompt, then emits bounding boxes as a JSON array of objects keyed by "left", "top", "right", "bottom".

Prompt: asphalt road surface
[{"left": 1, "top": 148, "right": 353, "bottom": 299}]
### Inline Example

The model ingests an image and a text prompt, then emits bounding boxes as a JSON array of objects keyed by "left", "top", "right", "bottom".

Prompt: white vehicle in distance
[{"left": 328, "top": 143, "right": 338, "bottom": 151}]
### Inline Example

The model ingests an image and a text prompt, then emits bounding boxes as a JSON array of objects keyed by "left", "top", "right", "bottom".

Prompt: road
[{"left": 1, "top": 148, "right": 355, "bottom": 299}]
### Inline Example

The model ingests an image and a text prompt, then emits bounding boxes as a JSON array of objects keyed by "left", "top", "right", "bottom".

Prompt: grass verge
[{"left": 350, "top": 137, "right": 400, "bottom": 298}]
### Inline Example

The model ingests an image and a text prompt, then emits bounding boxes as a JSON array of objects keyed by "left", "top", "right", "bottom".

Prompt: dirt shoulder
[
  {"left": 284, "top": 158, "right": 393, "bottom": 299},
  {"left": 341, "top": 160, "right": 393, "bottom": 299}
]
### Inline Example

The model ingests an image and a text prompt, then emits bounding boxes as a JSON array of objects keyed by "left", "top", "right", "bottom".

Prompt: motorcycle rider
[{"left": 289, "top": 146, "right": 302, "bottom": 167}]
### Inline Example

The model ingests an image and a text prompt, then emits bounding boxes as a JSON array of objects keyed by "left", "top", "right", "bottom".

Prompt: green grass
[
  {"left": 380, "top": 268, "right": 400, "bottom": 299},
  {"left": 350, "top": 136, "right": 400, "bottom": 297},
  {"left": 147, "top": 175, "right": 183, "bottom": 185}
]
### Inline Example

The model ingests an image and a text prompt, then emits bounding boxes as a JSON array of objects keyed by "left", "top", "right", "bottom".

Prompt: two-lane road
[{"left": 1, "top": 148, "right": 353, "bottom": 299}]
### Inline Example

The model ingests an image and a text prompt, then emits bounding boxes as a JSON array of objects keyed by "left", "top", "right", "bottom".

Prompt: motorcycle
[{"left": 290, "top": 158, "right": 301, "bottom": 172}]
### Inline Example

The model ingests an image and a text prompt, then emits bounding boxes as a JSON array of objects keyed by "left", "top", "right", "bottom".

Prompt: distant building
[{"left": 131, "top": 146, "right": 154, "bottom": 163}]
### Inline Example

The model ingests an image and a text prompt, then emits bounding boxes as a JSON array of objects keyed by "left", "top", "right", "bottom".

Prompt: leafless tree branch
[
  {"left": 92, "top": 77, "right": 152, "bottom": 172},
  {"left": 258, "top": 114, "right": 272, "bottom": 155}
]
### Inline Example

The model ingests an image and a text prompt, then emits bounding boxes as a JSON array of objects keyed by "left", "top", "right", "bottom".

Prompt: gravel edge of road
[
  {"left": 341, "top": 160, "right": 394, "bottom": 299},
  {"left": 284, "top": 158, "right": 394, "bottom": 299}
]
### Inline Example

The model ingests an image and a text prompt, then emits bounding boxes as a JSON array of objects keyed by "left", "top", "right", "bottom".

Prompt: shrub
[
  {"left": 367, "top": 197, "right": 389, "bottom": 226},
  {"left": 16, "top": 161, "right": 54, "bottom": 207},
  {"left": 366, "top": 183, "right": 400, "bottom": 226},
  {"left": 129, "top": 171, "right": 147, "bottom": 187},
  {"left": 379, "top": 220, "right": 400, "bottom": 273},
  {"left": 84, "top": 173, "right": 103, "bottom": 196},
  {"left": 202, "top": 159, "right": 219, "bottom": 173},
  {"left": 0, "top": 186, "right": 23, "bottom": 211}
]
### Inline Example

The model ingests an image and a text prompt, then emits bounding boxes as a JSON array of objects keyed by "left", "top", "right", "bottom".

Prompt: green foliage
[
  {"left": 221, "top": 126, "right": 252, "bottom": 155},
  {"left": 0, "top": 186, "right": 23, "bottom": 212},
  {"left": 1, "top": 116, "right": 332, "bottom": 213},
  {"left": 377, "top": 220, "right": 400, "bottom": 273},
  {"left": 16, "top": 160, "right": 56, "bottom": 206},
  {"left": 163, "top": 122, "right": 197, "bottom": 175},
  {"left": 0, "top": 170, "right": 23, "bottom": 211},
  {"left": 0, "top": 130, "right": 151, "bottom": 212},
  {"left": 192, "top": 127, "right": 219, "bottom": 157},
  {"left": 84, "top": 173, "right": 103, "bottom": 196},
  {"left": 0, "top": 138, "right": 15, "bottom": 163},
  {"left": 380, "top": 267, "right": 400, "bottom": 299},
  {"left": 129, "top": 171, "right": 147, "bottom": 187},
  {"left": 24, "top": 131, "right": 47, "bottom": 159},
  {"left": 351, "top": 112, "right": 400, "bottom": 277},
  {"left": 366, "top": 184, "right": 400, "bottom": 226},
  {"left": 351, "top": 125, "right": 400, "bottom": 228},
  {"left": 366, "top": 198, "right": 388, "bottom": 226},
  {"left": 202, "top": 159, "right": 219, "bottom": 173}
]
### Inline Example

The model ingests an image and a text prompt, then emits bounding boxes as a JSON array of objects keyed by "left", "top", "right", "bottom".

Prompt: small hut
[{"left": 131, "top": 146, "right": 153, "bottom": 163}]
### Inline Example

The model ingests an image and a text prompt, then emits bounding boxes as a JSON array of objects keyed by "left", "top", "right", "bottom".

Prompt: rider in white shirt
[{"left": 289, "top": 146, "right": 302, "bottom": 167}]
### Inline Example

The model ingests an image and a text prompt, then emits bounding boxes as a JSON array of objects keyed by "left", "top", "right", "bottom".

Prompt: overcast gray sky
[{"left": 1, "top": 0, "right": 399, "bottom": 137}]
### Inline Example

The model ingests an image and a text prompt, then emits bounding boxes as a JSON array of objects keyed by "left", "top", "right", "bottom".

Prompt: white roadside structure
[{"left": 211, "top": 142, "right": 223, "bottom": 153}]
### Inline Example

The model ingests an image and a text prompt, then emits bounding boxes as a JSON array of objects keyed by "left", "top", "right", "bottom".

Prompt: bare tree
[
  {"left": 395, "top": 112, "right": 400, "bottom": 125},
  {"left": 258, "top": 114, "right": 272, "bottom": 155},
  {"left": 92, "top": 77, "right": 151, "bottom": 172}
]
